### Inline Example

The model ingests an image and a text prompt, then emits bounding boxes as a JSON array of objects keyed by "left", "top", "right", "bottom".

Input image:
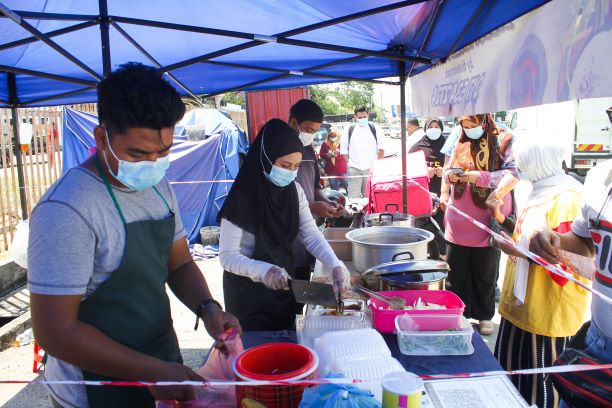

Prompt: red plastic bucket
[{"left": 233, "top": 343, "right": 318, "bottom": 408}]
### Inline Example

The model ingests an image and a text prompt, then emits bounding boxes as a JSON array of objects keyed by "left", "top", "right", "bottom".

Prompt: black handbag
[{"left": 549, "top": 322, "right": 612, "bottom": 408}]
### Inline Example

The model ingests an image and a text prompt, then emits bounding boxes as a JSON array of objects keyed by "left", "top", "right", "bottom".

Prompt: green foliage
[
  {"left": 309, "top": 81, "right": 378, "bottom": 117},
  {"left": 221, "top": 92, "right": 245, "bottom": 107}
]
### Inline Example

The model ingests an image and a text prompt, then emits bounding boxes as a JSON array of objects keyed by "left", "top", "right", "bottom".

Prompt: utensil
[
  {"left": 364, "top": 203, "right": 415, "bottom": 227},
  {"left": 362, "top": 259, "right": 449, "bottom": 291},
  {"left": 353, "top": 285, "right": 406, "bottom": 310},
  {"left": 345, "top": 226, "right": 434, "bottom": 272},
  {"left": 290, "top": 280, "right": 342, "bottom": 311}
]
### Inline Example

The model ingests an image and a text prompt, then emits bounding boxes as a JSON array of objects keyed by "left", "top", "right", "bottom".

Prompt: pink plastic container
[{"left": 368, "top": 290, "right": 465, "bottom": 333}]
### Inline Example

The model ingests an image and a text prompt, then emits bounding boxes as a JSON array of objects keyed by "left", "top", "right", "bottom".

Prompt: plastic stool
[{"left": 33, "top": 341, "right": 46, "bottom": 373}]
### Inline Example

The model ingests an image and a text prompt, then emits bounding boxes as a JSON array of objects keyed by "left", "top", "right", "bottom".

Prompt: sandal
[{"left": 479, "top": 320, "right": 494, "bottom": 336}]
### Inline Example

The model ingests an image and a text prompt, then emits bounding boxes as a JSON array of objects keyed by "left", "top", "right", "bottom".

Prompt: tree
[
  {"left": 309, "top": 81, "right": 378, "bottom": 118},
  {"left": 221, "top": 92, "right": 246, "bottom": 107},
  {"left": 309, "top": 85, "right": 342, "bottom": 115}
]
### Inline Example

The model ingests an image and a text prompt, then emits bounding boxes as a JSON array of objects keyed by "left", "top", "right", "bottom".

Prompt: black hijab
[
  {"left": 409, "top": 118, "right": 446, "bottom": 166},
  {"left": 409, "top": 118, "right": 446, "bottom": 195},
  {"left": 218, "top": 118, "right": 303, "bottom": 251}
]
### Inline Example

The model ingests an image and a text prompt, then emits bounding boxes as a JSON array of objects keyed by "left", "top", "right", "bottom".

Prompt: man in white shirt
[
  {"left": 341, "top": 107, "right": 384, "bottom": 198},
  {"left": 406, "top": 117, "right": 425, "bottom": 151}
]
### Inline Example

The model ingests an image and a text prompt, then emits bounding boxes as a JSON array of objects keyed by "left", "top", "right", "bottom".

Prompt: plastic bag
[
  {"left": 10, "top": 220, "right": 29, "bottom": 269},
  {"left": 299, "top": 381, "right": 381, "bottom": 408},
  {"left": 157, "top": 329, "right": 244, "bottom": 408}
]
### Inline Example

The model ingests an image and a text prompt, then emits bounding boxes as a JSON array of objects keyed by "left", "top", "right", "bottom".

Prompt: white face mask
[
  {"left": 463, "top": 126, "right": 484, "bottom": 140},
  {"left": 298, "top": 126, "right": 315, "bottom": 146},
  {"left": 329, "top": 137, "right": 337, "bottom": 142},
  {"left": 426, "top": 128, "right": 442, "bottom": 140}
]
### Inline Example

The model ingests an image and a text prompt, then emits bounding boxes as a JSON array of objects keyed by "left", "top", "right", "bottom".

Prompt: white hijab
[{"left": 512, "top": 133, "right": 583, "bottom": 304}]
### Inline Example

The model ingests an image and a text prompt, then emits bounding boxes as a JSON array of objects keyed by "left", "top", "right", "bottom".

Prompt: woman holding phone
[{"left": 443, "top": 114, "right": 516, "bottom": 335}]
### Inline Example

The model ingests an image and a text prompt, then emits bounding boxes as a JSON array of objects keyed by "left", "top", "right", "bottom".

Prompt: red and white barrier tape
[{"left": 0, "top": 363, "right": 610, "bottom": 387}]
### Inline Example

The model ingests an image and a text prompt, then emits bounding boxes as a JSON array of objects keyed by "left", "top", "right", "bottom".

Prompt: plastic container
[
  {"left": 333, "top": 356, "right": 405, "bottom": 402},
  {"left": 297, "top": 308, "right": 371, "bottom": 349},
  {"left": 314, "top": 329, "right": 391, "bottom": 376},
  {"left": 322, "top": 227, "right": 354, "bottom": 261},
  {"left": 233, "top": 342, "right": 318, "bottom": 408},
  {"left": 200, "top": 226, "right": 220, "bottom": 245},
  {"left": 395, "top": 314, "right": 474, "bottom": 356},
  {"left": 369, "top": 290, "right": 465, "bottom": 333},
  {"left": 382, "top": 371, "right": 423, "bottom": 408}
]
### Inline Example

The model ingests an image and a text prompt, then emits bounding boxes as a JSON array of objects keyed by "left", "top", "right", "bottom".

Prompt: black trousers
[{"left": 446, "top": 242, "right": 500, "bottom": 321}]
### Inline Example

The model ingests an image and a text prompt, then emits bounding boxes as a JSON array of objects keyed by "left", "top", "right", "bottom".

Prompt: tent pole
[
  {"left": 0, "top": 21, "right": 97, "bottom": 52},
  {"left": 399, "top": 61, "right": 408, "bottom": 214},
  {"left": 0, "top": 65, "right": 97, "bottom": 86},
  {"left": 7, "top": 73, "right": 28, "bottom": 220},
  {"left": 99, "top": 0, "right": 111, "bottom": 76}
]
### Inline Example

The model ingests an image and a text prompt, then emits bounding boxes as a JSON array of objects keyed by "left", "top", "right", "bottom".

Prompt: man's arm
[
  {"left": 377, "top": 149, "right": 384, "bottom": 159},
  {"left": 530, "top": 230, "right": 594, "bottom": 264},
  {"left": 167, "top": 238, "right": 241, "bottom": 339}
]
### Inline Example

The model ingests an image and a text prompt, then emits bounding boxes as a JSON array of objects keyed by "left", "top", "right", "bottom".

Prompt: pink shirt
[{"left": 443, "top": 146, "right": 516, "bottom": 247}]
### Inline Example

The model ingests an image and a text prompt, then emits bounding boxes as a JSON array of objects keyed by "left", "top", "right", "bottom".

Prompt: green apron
[{"left": 78, "top": 158, "right": 182, "bottom": 407}]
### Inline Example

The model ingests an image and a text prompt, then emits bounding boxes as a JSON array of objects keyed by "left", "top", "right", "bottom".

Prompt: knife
[{"left": 290, "top": 279, "right": 340, "bottom": 310}]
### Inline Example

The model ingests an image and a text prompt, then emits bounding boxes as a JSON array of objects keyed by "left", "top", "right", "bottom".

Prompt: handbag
[{"left": 549, "top": 322, "right": 612, "bottom": 408}]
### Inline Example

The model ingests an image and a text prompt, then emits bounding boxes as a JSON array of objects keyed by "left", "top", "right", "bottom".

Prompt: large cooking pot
[
  {"left": 345, "top": 226, "right": 434, "bottom": 273},
  {"left": 364, "top": 203, "right": 415, "bottom": 227},
  {"left": 362, "top": 259, "right": 449, "bottom": 291}
]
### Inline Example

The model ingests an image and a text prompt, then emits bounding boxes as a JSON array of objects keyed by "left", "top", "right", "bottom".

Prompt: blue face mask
[
  {"left": 103, "top": 129, "right": 170, "bottom": 190},
  {"left": 259, "top": 126, "right": 298, "bottom": 187},
  {"left": 264, "top": 165, "right": 298, "bottom": 187},
  {"left": 463, "top": 126, "right": 484, "bottom": 140},
  {"left": 357, "top": 117, "right": 368, "bottom": 127}
]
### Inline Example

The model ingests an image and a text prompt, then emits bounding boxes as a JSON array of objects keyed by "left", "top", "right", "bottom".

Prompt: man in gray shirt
[{"left": 28, "top": 63, "right": 240, "bottom": 408}]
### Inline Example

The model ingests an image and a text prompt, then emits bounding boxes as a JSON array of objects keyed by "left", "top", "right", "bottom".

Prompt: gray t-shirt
[{"left": 27, "top": 166, "right": 185, "bottom": 408}]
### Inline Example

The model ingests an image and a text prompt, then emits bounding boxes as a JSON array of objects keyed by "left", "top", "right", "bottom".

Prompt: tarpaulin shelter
[
  {"left": 0, "top": 0, "right": 557, "bottom": 218},
  {"left": 62, "top": 106, "right": 248, "bottom": 243}
]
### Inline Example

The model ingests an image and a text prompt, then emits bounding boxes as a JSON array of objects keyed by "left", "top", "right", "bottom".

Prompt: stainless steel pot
[
  {"left": 363, "top": 203, "right": 415, "bottom": 227},
  {"left": 345, "top": 226, "right": 434, "bottom": 273},
  {"left": 362, "top": 259, "right": 449, "bottom": 291}
]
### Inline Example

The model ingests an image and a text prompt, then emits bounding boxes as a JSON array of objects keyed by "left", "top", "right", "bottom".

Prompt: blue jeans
[
  {"left": 583, "top": 321, "right": 611, "bottom": 363},
  {"left": 329, "top": 173, "right": 348, "bottom": 192}
]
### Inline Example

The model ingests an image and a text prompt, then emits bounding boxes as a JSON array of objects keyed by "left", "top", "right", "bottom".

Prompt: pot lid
[
  {"left": 364, "top": 259, "right": 450, "bottom": 276},
  {"left": 380, "top": 271, "right": 447, "bottom": 284}
]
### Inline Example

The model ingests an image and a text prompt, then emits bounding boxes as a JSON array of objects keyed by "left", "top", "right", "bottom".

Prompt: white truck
[{"left": 508, "top": 97, "right": 612, "bottom": 176}]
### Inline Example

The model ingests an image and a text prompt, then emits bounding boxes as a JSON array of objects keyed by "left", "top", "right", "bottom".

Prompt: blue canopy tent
[
  {"left": 62, "top": 106, "right": 248, "bottom": 243},
  {"left": 0, "top": 0, "right": 551, "bottom": 219}
]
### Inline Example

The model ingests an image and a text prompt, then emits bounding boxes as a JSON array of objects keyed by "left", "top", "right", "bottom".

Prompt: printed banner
[{"left": 408, "top": 0, "right": 612, "bottom": 116}]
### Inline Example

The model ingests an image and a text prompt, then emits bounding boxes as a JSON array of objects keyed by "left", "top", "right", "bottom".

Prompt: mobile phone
[{"left": 450, "top": 167, "right": 465, "bottom": 176}]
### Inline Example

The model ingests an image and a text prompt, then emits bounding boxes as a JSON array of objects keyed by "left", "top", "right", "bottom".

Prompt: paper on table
[
  {"left": 423, "top": 375, "right": 531, "bottom": 408},
  {"left": 557, "top": 249, "right": 597, "bottom": 280}
]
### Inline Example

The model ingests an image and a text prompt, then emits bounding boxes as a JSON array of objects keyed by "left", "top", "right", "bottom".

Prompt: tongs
[{"left": 352, "top": 285, "right": 406, "bottom": 310}]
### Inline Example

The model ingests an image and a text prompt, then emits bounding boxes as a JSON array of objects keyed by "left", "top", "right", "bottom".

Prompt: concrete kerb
[{"left": 0, "top": 311, "right": 31, "bottom": 352}]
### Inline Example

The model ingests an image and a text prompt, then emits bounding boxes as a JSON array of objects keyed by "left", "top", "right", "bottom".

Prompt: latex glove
[
  {"left": 331, "top": 265, "right": 351, "bottom": 295},
  {"left": 263, "top": 265, "right": 290, "bottom": 290}
]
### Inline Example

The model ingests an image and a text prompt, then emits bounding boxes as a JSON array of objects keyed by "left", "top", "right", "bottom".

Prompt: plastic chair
[{"left": 33, "top": 341, "right": 46, "bottom": 373}]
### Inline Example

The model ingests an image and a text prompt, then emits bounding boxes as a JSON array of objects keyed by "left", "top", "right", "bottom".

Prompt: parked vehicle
[{"left": 509, "top": 97, "right": 612, "bottom": 175}]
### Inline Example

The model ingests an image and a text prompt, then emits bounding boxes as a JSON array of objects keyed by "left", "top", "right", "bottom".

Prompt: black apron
[
  {"left": 223, "top": 228, "right": 302, "bottom": 331},
  {"left": 78, "top": 158, "right": 182, "bottom": 407}
]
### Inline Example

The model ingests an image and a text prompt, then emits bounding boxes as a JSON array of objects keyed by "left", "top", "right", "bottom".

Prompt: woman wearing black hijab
[
  {"left": 409, "top": 118, "right": 446, "bottom": 196},
  {"left": 218, "top": 119, "right": 350, "bottom": 331}
]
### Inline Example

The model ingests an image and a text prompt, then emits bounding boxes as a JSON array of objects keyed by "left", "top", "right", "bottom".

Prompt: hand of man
[
  {"left": 331, "top": 265, "right": 351, "bottom": 295},
  {"left": 427, "top": 167, "right": 436, "bottom": 178},
  {"left": 148, "top": 362, "right": 202, "bottom": 402},
  {"left": 310, "top": 201, "right": 338, "bottom": 218},
  {"left": 435, "top": 166, "right": 443, "bottom": 178},
  {"left": 263, "top": 265, "right": 290, "bottom": 290},
  {"left": 201, "top": 305, "right": 242, "bottom": 354},
  {"left": 529, "top": 229, "right": 561, "bottom": 264}
]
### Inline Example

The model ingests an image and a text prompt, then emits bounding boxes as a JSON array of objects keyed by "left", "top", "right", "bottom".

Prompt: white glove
[
  {"left": 263, "top": 266, "right": 290, "bottom": 290},
  {"left": 331, "top": 265, "right": 351, "bottom": 295}
]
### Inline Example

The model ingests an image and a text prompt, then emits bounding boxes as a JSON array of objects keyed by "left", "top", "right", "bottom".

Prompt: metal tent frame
[{"left": 0, "top": 0, "right": 549, "bottom": 218}]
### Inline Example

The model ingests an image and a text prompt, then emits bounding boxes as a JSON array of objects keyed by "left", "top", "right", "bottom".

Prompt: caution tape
[{"left": 0, "top": 363, "right": 610, "bottom": 387}]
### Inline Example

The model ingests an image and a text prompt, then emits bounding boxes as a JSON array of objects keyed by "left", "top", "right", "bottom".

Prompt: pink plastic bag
[{"left": 157, "top": 329, "right": 244, "bottom": 408}]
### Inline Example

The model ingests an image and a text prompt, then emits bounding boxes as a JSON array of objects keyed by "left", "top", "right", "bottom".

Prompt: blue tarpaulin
[
  {"left": 61, "top": 107, "right": 248, "bottom": 243},
  {"left": 0, "top": 1, "right": 550, "bottom": 107}
]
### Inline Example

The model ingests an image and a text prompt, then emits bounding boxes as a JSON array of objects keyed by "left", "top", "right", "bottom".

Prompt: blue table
[{"left": 242, "top": 330, "right": 502, "bottom": 376}]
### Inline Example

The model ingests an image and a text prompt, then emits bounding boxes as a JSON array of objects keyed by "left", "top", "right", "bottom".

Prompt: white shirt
[
  {"left": 219, "top": 183, "right": 342, "bottom": 281},
  {"left": 341, "top": 122, "right": 383, "bottom": 170},
  {"left": 405, "top": 127, "right": 425, "bottom": 151},
  {"left": 571, "top": 159, "right": 612, "bottom": 339}
]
